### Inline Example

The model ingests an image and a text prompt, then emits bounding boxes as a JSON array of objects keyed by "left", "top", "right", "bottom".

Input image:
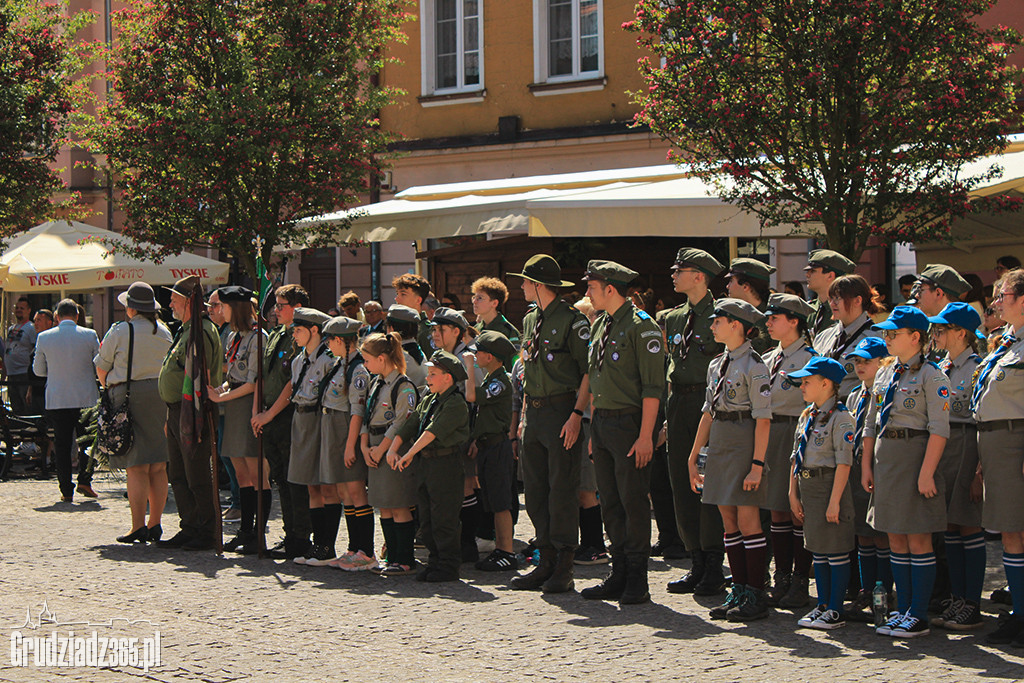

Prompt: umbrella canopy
[{"left": 0, "top": 221, "right": 229, "bottom": 293}]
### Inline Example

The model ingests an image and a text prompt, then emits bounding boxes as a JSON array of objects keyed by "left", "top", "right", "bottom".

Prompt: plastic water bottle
[
  {"left": 872, "top": 580, "right": 888, "bottom": 627},
  {"left": 696, "top": 446, "right": 709, "bottom": 492}
]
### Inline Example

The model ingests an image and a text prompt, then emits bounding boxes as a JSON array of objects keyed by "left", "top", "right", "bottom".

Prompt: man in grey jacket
[{"left": 33, "top": 299, "right": 100, "bottom": 502}]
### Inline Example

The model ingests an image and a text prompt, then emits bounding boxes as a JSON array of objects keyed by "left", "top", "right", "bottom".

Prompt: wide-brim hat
[
  {"left": 163, "top": 275, "right": 201, "bottom": 299},
  {"left": 508, "top": 254, "right": 574, "bottom": 288},
  {"left": 117, "top": 282, "right": 159, "bottom": 312}
]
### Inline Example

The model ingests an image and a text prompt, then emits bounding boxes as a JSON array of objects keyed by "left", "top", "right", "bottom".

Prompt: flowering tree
[
  {"left": 89, "top": 0, "right": 407, "bottom": 276},
  {"left": 0, "top": 0, "right": 91, "bottom": 236},
  {"left": 627, "top": 0, "right": 1022, "bottom": 260}
]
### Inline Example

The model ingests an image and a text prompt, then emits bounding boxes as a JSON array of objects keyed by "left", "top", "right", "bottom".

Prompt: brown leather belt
[
  {"left": 671, "top": 382, "right": 705, "bottom": 394},
  {"left": 771, "top": 415, "right": 799, "bottom": 424},
  {"left": 595, "top": 407, "right": 642, "bottom": 418},
  {"left": 881, "top": 428, "right": 928, "bottom": 439},
  {"left": 525, "top": 392, "right": 576, "bottom": 409},
  {"left": 798, "top": 467, "right": 835, "bottom": 479},
  {"left": 294, "top": 404, "right": 319, "bottom": 414},
  {"left": 977, "top": 419, "right": 1024, "bottom": 432},
  {"left": 714, "top": 411, "right": 752, "bottom": 422},
  {"left": 421, "top": 446, "right": 459, "bottom": 458}
]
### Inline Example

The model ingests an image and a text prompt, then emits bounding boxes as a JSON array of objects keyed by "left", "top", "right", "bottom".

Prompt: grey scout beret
[{"left": 710, "top": 297, "right": 766, "bottom": 326}]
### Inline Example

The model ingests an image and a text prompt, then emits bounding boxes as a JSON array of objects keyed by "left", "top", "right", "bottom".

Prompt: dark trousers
[
  {"left": 592, "top": 411, "right": 652, "bottom": 559},
  {"left": 415, "top": 451, "right": 465, "bottom": 575},
  {"left": 521, "top": 400, "right": 582, "bottom": 551},
  {"left": 649, "top": 443, "right": 682, "bottom": 547},
  {"left": 50, "top": 408, "right": 88, "bottom": 498},
  {"left": 262, "top": 406, "right": 310, "bottom": 544},
  {"left": 8, "top": 374, "right": 30, "bottom": 415},
  {"left": 666, "top": 390, "right": 724, "bottom": 552},
  {"left": 166, "top": 402, "right": 217, "bottom": 541}
]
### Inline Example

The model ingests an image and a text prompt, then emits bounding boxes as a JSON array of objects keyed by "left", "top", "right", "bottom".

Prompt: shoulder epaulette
[{"left": 636, "top": 309, "right": 652, "bottom": 321}]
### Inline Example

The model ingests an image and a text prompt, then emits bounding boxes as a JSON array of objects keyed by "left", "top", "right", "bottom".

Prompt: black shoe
[
  {"left": 693, "top": 552, "right": 728, "bottom": 596},
  {"left": 710, "top": 585, "right": 746, "bottom": 619},
  {"left": 987, "top": 613, "right": 1024, "bottom": 644},
  {"left": 182, "top": 537, "right": 216, "bottom": 551},
  {"left": 146, "top": 524, "right": 163, "bottom": 543},
  {"left": 416, "top": 565, "right": 432, "bottom": 582},
  {"left": 155, "top": 531, "right": 192, "bottom": 548},
  {"left": 667, "top": 550, "right": 706, "bottom": 594},
  {"left": 779, "top": 572, "right": 810, "bottom": 609},
  {"left": 476, "top": 550, "right": 519, "bottom": 572},
  {"left": 224, "top": 533, "right": 254, "bottom": 553},
  {"left": 116, "top": 527, "right": 149, "bottom": 544},
  {"left": 766, "top": 573, "right": 792, "bottom": 607},
  {"left": 991, "top": 586, "right": 1013, "bottom": 606},
  {"left": 619, "top": 556, "right": 651, "bottom": 605},
  {"left": 581, "top": 556, "right": 627, "bottom": 600},
  {"left": 727, "top": 586, "right": 770, "bottom": 621},
  {"left": 266, "top": 539, "right": 289, "bottom": 559}
]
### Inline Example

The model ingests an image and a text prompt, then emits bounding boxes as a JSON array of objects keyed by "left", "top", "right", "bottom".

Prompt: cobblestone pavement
[{"left": 2, "top": 471, "right": 1024, "bottom": 682}]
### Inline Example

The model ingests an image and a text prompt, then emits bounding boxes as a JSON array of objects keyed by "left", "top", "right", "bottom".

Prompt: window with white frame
[
  {"left": 421, "top": 0, "right": 483, "bottom": 95},
  {"left": 534, "top": 0, "right": 602, "bottom": 82}
]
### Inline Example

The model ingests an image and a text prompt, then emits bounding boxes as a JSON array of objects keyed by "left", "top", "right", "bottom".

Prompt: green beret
[
  {"left": 765, "top": 293, "right": 815, "bottom": 321},
  {"left": 582, "top": 259, "right": 639, "bottom": 286},
  {"left": 469, "top": 330, "right": 517, "bottom": 362},
  {"left": 322, "top": 316, "right": 362, "bottom": 337},
  {"left": 917, "top": 264, "right": 970, "bottom": 297},
  {"left": 672, "top": 248, "right": 724, "bottom": 279},
  {"left": 805, "top": 249, "right": 856, "bottom": 275},
  {"left": 710, "top": 297, "right": 766, "bottom": 326},
  {"left": 729, "top": 257, "right": 776, "bottom": 282},
  {"left": 425, "top": 349, "right": 468, "bottom": 381}
]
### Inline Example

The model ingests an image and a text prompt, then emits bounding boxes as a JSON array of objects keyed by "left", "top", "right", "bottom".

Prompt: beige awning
[{"left": 0, "top": 221, "right": 230, "bottom": 293}]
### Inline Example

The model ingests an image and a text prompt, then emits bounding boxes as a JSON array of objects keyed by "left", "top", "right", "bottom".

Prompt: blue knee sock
[
  {"left": 945, "top": 532, "right": 965, "bottom": 598},
  {"left": 812, "top": 554, "right": 829, "bottom": 608},
  {"left": 858, "top": 545, "right": 877, "bottom": 590},
  {"left": 909, "top": 552, "right": 937, "bottom": 620},
  {"left": 890, "top": 551, "right": 911, "bottom": 614},
  {"left": 828, "top": 554, "right": 851, "bottom": 614},
  {"left": 962, "top": 532, "right": 987, "bottom": 605},
  {"left": 877, "top": 547, "right": 893, "bottom": 592},
  {"left": 1003, "top": 551, "right": 1024, "bottom": 618}
]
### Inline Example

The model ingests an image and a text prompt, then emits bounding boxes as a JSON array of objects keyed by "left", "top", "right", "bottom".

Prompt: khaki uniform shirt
[
  {"left": 95, "top": 317, "right": 172, "bottom": 384},
  {"left": 813, "top": 313, "right": 881, "bottom": 397},
  {"left": 321, "top": 353, "right": 370, "bottom": 416},
  {"left": 763, "top": 338, "right": 816, "bottom": 417},
  {"left": 940, "top": 347, "right": 981, "bottom": 424},
  {"left": 792, "top": 397, "right": 856, "bottom": 469},
  {"left": 362, "top": 369, "right": 418, "bottom": 441},
  {"left": 588, "top": 301, "right": 666, "bottom": 411},
  {"left": 158, "top": 318, "right": 223, "bottom": 404},
  {"left": 224, "top": 329, "right": 265, "bottom": 386},
  {"left": 972, "top": 329, "right": 1024, "bottom": 422},
  {"left": 702, "top": 341, "right": 772, "bottom": 419},
  {"left": 289, "top": 341, "right": 333, "bottom": 407},
  {"left": 863, "top": 354, "right": 950, "bottom": 439}
]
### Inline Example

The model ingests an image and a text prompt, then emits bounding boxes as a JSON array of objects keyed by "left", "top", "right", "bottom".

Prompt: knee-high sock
[
  {"left": 828, "top": 554, "right": 852, "bottom": 614},
  {"left": 770, "top": 522, "right": 794, "bottom": 575},
  {"left": 1003, "top": 551, "right": 1024, "bottom": 618},
  {"left": 793, "top": 526, "right": 812, "bottom": 575},
  {"left": 813, "top": 554, "right": 830, "bottom": 607},
  {"left": 944, "top": 532, "right": 965, "bottom": 598},
  {"left": 309, "top": 506, "right": 325, "bottom": 547},
  {"left": 876, "top": 547, "right": 893, "bottom": 592},
  {"left": 259, "top": 488, "right": 273, "bottom": 532},
  {"left": 743, "top": 533, "right": 768, "bottom": 590},
  {"left": 380, "top": 517, "right": 395, "bottom": 563},
  {"left": 239, "top": 486, "right": 256, "bottom": 535},
  {"left": 909, "top": 552, "right": 937, "bottom": 620},
  {"left": 724, "top": 531, "right": 746, "bottom": 586},
  {"left": 858, "top": 544, "right": 878, "bottom": 590},
  {"left": 962, "top": 532, "right": 987, "bottom": 604},
  {"left": 354, "top": 505, "right": 375, "bottom": 557},
  {"left": 392, "top": 520, "right": 416, "bottom": 566},
  {"left": 460, "top": 494, "right": 479, "bottom": 545},
  {"left": 343, "top": 505, "right": 357, "bottom": 552},
  {"left": 321, "top": 503, "right": 342, "bottom": 553},
  {"left": 890, "top": 551, "right": 912, "bottom": 614},
  {"left": 580, "top": 505, "right": 604, "bottom": 550}
]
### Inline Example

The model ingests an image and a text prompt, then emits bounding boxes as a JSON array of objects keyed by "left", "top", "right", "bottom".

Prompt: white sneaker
[
  {"left": 875, "top": 610, "right": 904, "bottom": 636},
  {"left": 810, "top": 609, "right": 846, "bottom": 630},
  {"left": 798, "top": 605, "right": 826, "bottom": 628}
]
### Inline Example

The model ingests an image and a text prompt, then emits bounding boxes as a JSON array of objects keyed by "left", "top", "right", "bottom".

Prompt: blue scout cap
[
  {"left": 844, "top": 336, "right": 889, "bottom": 360},
  {"left": 787, "top": 356, "right": 847, "bottom": 386},
  {"left": 927, "top": 302, "right": 985, "bottom": 340},
  {"left": 872, "top": 305, "right": 931, "bottom": 332}
]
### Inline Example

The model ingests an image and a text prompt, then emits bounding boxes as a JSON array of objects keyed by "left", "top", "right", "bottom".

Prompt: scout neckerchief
[
  {"left": 828, "top": 318, "right": 873, "bottom": 360},
  {"left": 853, "top": 386, "right": 870, "bottom": 457},
  {"left": 877, "top": 361, "right": 909, "bottom": 433},
  {"left": 792, "top": 407, "right": 819, "bottom": 475},
  {"left": 526, "top": 308, "right": 544, "bottom": 362},
  {"left": 677, "top": 308, "right": 696, "bottom": 360},
  {"left": 418, "top": 386, "right": 457, "bottom": 434},
  {"left": 970, "top": 331, "right": 1018, "bottom": 411},
  {"left": 226, "top": 330, "right": 246, "bottom": 364},
  {"left": 291, "top": 341, "right": 329, "bottom": 400},
  {"left": 711, "top": 351, "right": 732, "bottom": 411}
]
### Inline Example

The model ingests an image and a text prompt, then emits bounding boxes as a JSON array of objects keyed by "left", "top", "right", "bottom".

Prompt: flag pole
[{"left": 254, "top": 236, "right": 268, "bottom": 559}]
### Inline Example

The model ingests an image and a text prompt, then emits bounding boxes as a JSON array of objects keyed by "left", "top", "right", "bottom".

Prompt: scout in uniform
[
  {"left": 726, "top": 257, "right": 775, "bottom": 355},
  {"left": 688, "top": 298, "right": 773, "bottom": 621},
  {"left": 207, "top": 286, "right": 269, "bottom": 555},
  {"left": 761, "top": 293, "right": 818, "bottom": 608},
  {"left": 319, "top": 316, "right": 374, "bottom": 569},
  {"left": 972, "top": 269, "right": 1024, "bottom": 647},
  {"left": 386, "top": 303, "right": 427, "bottom": 387},
  {"left": 579, "top": 260, "right": 665, "bottom": 605},
  {"left": 813, "top": 274, "right": 883, "bottom": 398},
  {"left": 842, "top": 337, "right": 892, "bottom": 617},
  {"left": 471, "top": 276, "right": 521, "bottom": 371},
  {"left": 909, "top": 264, "right": 971, "bottom": 317},
  {"left": 804, "top": 249, "right": 856, "bottom": 338},
  {"left": 462, "top": 330, "right": 518, "bottom": 571},
  {"left": 862, "top": 306, "right": 951, "bottom": 638},
  {"left": 663, "top": 248, "right": 729, "bottom": 597},
  {"left": 392, "top": 273, "right": 435, "bottom": 357},
  {"left": 508, "top": 255, "right": 590, "bottom": 594},
  {"left": 357, "top": 332, "right": 419, "bottom": 575},
  {"left": 285, "top": 308, "right": 338, "bottom": 566},
  {"left": 389, "top": 350, "right": 471, "bottom": 582},
  {"left": 787, "top": 357, "right": 857, "bottom": 630},
  {"left": 155, "top": 276, "right": 224, "bottom": 551},
  {"left": 927, "top": 302, "right": 985, "bottom": 631}
]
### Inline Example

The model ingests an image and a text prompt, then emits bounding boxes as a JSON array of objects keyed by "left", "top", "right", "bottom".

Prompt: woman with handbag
[{"left": 95, "top": 281, "right": 173, "bottom": 543}]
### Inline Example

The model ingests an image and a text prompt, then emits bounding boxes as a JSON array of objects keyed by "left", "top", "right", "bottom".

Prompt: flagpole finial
[{"left": 253, "top": 235, "right": 266, "bottom": 252}]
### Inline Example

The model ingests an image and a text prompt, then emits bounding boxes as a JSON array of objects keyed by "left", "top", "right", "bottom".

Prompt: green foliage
[
  {"left": 87, "top": 0, "right": 409, "bottom": 276},
  {"left": 627, "top": 0, "right": 1023, "bottom": 259},
  {"left": 0, "top": 0, "right": 92, "bottom": 235}
]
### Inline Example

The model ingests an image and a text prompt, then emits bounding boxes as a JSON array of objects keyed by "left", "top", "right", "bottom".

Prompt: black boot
[
  {"left": 693, "top": 551, "right": 728, "bottom": 596},
  {"left": 541, "top": 549, "right": 575, "bottom": 593},
  {"left": 581, "top": 555, "right": 628, "bottom": 600},
  {"left": 620, "top": 555, "right": 651, "bottom": 605},
  {"left": 510, "top": 547, "right": 556, "bottom": 591},
  {"left": 667, "top": 549, "right": 705, "bottom": 594}
]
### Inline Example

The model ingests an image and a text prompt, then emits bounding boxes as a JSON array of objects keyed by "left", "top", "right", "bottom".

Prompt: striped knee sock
[
  {"left": 909, "top": 552, "right": 937, "bottom": 620},
  {"left": 1003, "top": 551, "right": 1024, "bottom": 617},
  {"left": 343, "top": 505, "right": 356, "bottom": 552},
  {"left": 828, "top": 554, "right": 852, "bottom": 614},
  {"left": 743, "top": 533, "right": 768, "bottom": 590},
  {"left": 858, "top": 545, "right": 878, "bottom": 590},
  {"left": 724, "top": 531, "right": 746, "bottom": 586},
  {"left": 944, "top": 532, "right": 965, "bottom": 598},
  {"left": 890, "top": 551, "right": 912, "bottom": 614},
  {"left": 770, "top": 522, "right": 794, "bottom": 575},
  {"left": 962, "top": 532, "right": 987, "bottom": 605},
  {"left": 876, "top": 547, "right": 893, "bottom": 592},
  {"left": 354, "top": 505, "right": 375, "bottom": 557},
  {"left": 792, "top": 526, "right": 811, "bottom": 575},
  {"left": 812, "top": 554, "right": 830, "bottom": 607}
]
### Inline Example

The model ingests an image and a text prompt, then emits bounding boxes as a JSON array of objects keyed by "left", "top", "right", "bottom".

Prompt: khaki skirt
[
  {"left": 945, "top": 423, "right": 982, "bottom": 528},
  {"left": 320, "top": 408, "right": 366, "bottom": 484},
  {"left": 867, "top": 433, "right": 946, "bottom": 535},
  {"left": 107, "top": 379, "right": 167, "bottom": 469},
  {"left": 702, "top": 417, "right": 766, "bottom": 508},
  {"left": 367, "top": 433, "right": 416, "bottom": 508},
  {"left": 763, "top": 418, "right": 798, "bottom": 512},
  {"left": 797, "top": 468, "right": 855, "bottom": 555},
  {"left": 979, "top": 428, "right": 1024, "bottom": 532},
  {"left": 850, "top": 458, "right": 885, "bottom": 538},
  {"left": 220, "top": 392, "right": 258, "bottom": 460},
  {"left": 287, "top": 408, "right": 323, "bottom": 485}
]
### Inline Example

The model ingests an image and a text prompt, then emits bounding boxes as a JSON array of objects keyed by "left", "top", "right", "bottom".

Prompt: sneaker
[
  {"left": 710, "top": 585, "right": 746, "bottom": 619},
  {"left": 798, "top": 605, "right": 827, "bottom": 628},
  {"left": 810, "top": 609, "right": 846, "bottom": 631},
  {"left": 574, "top": 546, "right": 610, "bottom": 566},
  {"left": 987, "top": 612, "right": 1024, "bottom": 644},
  {"left": 304, "top": 545, "right": 338, "bottom": 567},
  {"left": 727, "top": 587, "right": 769, "bottom": 621},
  {"left": 944, "top": 600, "right": 983, "bottom": 631},
  {"left": 847, "top": 589, "right": 872, "bottom": 615},
  {"left": 380, "top": 562, "right": 416, "bottom": 576},
  {"left": 476, "top": 549, "right": 519, "bottom": 572},
  {"left": 328, "top": 551, "right": 356, "bottom": 569},
  {"left": 336, "top": 550, "right": 379, "bottom": 572},
  {"left": 930, "top": 596, "right": 964, "bottom": 628},
  {"left": 890, "top": 614, "right": 930, "bottom": 638},
  {"left": 875, "top": 611, "right": 904, "bottom": 636},
  {"left": 767, "top": 573, "right": 792, "bottom": 608},
  {"left": 476, "top": 538, "right": 496, "bottom": 553},
  {"left": 222, "top": 508, "right": 241, "bottom": 521},
  {"left": 991, "top": 586, "right": 1012, "bottom": 606}
]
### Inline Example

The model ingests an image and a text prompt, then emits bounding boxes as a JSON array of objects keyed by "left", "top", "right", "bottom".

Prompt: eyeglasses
[
  {"left": 985, "top": 308, "right": 996, "bottom": 316},
  {"left": 880, "top": 329, "right": 913, "bottom": 340},
  {"left": 672, "top": 268, "right": 700, "bottom": 275},
  {"left": 274, "top": 302, "right": 291, "bottom": 309},
  {"left": 995, "top": 290, "right": 1017, "bottom": 302}
]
